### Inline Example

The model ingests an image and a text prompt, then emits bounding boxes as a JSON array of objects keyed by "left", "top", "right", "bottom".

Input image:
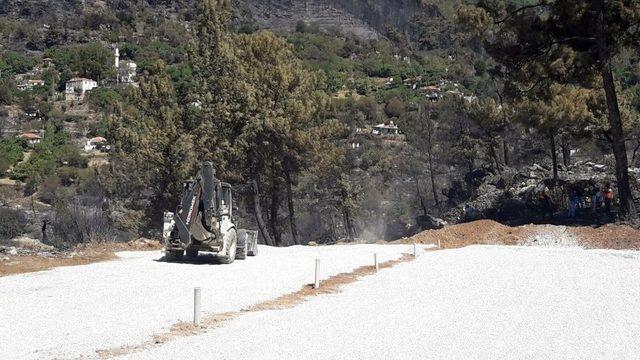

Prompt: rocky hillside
[
  {"left": 240, "top": 0, "right": 423, "bottom": 39},
  {"left": 0, "top": 0, "right": 428, "bottom": 44}
]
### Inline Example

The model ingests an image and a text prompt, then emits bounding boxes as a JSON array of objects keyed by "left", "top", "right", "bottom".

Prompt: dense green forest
[{"left": 1, "top": 0, "right": 639, "bottom": 247}]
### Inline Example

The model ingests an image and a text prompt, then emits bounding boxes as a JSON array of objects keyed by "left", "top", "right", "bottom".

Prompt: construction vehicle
[{"left": 162, "top": 162, "right": 258, "bottom": 263}]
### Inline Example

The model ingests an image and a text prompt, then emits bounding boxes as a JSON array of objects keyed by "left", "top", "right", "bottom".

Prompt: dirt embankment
[
  {"left": 0, "top": 239, "right": 161, "bottom": 277},
  {"left": 397, "top": 219, "right": 640, "bottom": 251}
]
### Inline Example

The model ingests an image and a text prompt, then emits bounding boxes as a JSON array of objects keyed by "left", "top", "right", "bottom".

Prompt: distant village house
[
  {"left": 17, "top": 131, "right": 43, "bottom": 147},
  {"left": 115, "top": 47, "right": 138, "bottom": 85},
  {"left": 372, "top": 121, "right": 401, "bottom": 136},
  {"left": 84, "top": 136, "right": 109, "bottom": 152},
  {"left": 65, "top": 77, "right": 98, "bottom": 101},
  {"left": 17, "top": 79, "right": 45, "bottom": 91}
]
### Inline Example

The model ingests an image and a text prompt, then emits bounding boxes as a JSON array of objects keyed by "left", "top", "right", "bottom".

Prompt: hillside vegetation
[{"left": 0, "top": 0, "right": 639, "bottom": 248}]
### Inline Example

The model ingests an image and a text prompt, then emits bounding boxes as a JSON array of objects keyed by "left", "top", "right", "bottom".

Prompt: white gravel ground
[
  {"left": 122, "top": 245, "right": 640, "bottom": 360},
  {"left": 0, "top": 244, "right": 414, "bottom": 360}
]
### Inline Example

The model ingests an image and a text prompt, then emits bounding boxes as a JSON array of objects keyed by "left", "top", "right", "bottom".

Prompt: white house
[
  {"left": 372, "top": 121, "right": 401, "bottom": 136},
  {"left": 17, "top": 132, "right": 43, "bottom": 147},
  {"left": 84, "top": 136, "right": 108, "bottom": 152},
  {"left": 17, "top": 79, "right": 45, "bottom": 91},
  {"left": 118, "top": 60, "right": 137, "bottom": 84},
  {"left": 65, "top": 77, "right": 98, "bottom": 101},
  {"left": 115, "top": 47, "right": 138, "bottom": 85}
]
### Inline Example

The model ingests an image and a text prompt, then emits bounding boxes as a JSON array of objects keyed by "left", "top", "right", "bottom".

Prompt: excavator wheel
[
  {"left": 217, "top": 229, "right": 237, "bottom": 264},
  {"left": 236, "top": 229, "right": 247, "bottom": 260},
  {"left": 186, "top": 249, "right": 199, "bottom": 258}
]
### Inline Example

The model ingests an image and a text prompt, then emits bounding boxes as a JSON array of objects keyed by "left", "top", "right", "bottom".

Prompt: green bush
[
  {"left": 0, "top": 51, "right": 38, "bottom": 75},
  {"left": 0, "top": 207, "right": 26, "bottom": 240},
  {"left": 88, "top": 88, "right": 122, "bottom": 113},
  {"left": 0, "top": 138, "right": 26, "bottom": 176},
  {"left": 44, "top": 43, "right": 115, "bottom": 81},
  {"left": 12, "top": 126, "right": 87, "bottom": 184}
]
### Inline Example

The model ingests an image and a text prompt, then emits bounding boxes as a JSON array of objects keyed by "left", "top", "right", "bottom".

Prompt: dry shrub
[
  {"left": 0, "top": 207, "right": 27, "bottom": 240},
  {"left": 49, "top": 198, "right": 117, "bottom": 248}
]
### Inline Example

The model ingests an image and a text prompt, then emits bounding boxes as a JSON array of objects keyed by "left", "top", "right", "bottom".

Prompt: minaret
[{"left": 114, "top": 47, "right": 120, "bottom": 69}]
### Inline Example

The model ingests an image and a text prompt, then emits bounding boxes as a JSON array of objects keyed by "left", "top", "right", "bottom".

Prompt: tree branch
[{"left": 494, "top": 3, "right": 548, "bottom": 25}]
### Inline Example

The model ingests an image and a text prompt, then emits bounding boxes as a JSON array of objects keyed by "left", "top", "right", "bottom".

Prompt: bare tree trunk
[
  {"left": 427, "top": 148, "right": 440, "bottom": 208},
  {"left": 550, "top": 135, "right": 559, "bottom": 182},
  {"left": 269, "top": 167, "right": 281, "bottom": 246},
  {"left": 251, "top": 180, "right": 274, "bottom": 246},
  {"left": 488, "top": 141, "right": 502, "bottom": 174},
  {"left": 415, "top": 178, "right": 428, "bottom": 217},
  {"left": 632, "top": 141, "right": 640, "bottom": 165},
  {"left": 561, "top": 135, "right": 571, "bottom": 167},
  {"left": 503, "top": 139, "right": 510, "bottom": 167},
  {"left": 342, "top": 206, "right": 354, "bottom": 241},
  {"left": 284, "top": 165, "right": 299, "bottom": 245},
  {"left": 339, "top": 183, "right": 355, "bottom": 241},
  {"left": 423, "top": 113, "right": 440, "bottom": 208},
  {"left": 595, "top": 10, "right": 636, "bottom": 216}
]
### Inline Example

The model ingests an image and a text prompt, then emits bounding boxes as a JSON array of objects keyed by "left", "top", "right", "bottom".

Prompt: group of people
[{"left": 566, "top": 183, "right": 615, "bottom": 219}]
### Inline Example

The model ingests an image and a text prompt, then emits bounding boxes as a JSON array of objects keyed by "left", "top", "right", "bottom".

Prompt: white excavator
[{"left": 162, "top": 162, "right": 258, "bottom": 263}]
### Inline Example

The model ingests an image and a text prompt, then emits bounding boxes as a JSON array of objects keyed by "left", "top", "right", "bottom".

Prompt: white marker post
[
  {"left": 314, "top": 259, "right": 320, "bottom": 289},
  {"left": 374, "top": 253, "right": 379, "bottom": 271},
  {"left": 193, "top": 287, "right": 201, "bottom": 326},
  {"left": 438, "top": 239, "right": 441, "bottom": 249}
]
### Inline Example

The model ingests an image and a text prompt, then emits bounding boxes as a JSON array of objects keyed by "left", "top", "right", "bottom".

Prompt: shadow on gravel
[{"left": 155, "top": 254, "right": 226, "bottom": 265}]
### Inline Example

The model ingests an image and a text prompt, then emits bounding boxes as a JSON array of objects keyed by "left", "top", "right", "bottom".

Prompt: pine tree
[
  {"left": 189, "top": 1, "right": 330, "bottom": 245},
  {"left": 459, "top": 0, "right": 640, "bottom": 216},
  {"left": 108, "top": 61, "right": 195, "bottom": 226}
]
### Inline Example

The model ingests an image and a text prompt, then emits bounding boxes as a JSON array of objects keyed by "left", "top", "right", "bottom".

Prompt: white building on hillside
[
  {"left": 17, "top": 131, "right": 43, "bottom": 147},
  {"left": 114, "top": 47, "right": 138, "bottom": 85},
  {"left": 372, "top": 121, "right": 401, "bottom": 136},
  {"left": 65, "top": 77, "right": 98, "bottom": 101},
  {"left": 17, "top": 79, "right": 45, "bottom": 91},
  {"left": 118, "top": 60, "right": 137, "bottom": 84}
]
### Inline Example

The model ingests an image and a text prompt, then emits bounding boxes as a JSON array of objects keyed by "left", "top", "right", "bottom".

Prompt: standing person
[
  {"left": 463, "top": 204, "right": 474, "bottom": 222},
  {"left": 603, "top": 183, "right": 614, "bottom": 217},
  {"left": 568, "top": 190, "right": 578, "bottom": 219},
  {"left": 593, "top": 188, "right": 603, "bottom": 213},
  {"left": 539, "top": 188, "right": 553, "bottom": 220}
]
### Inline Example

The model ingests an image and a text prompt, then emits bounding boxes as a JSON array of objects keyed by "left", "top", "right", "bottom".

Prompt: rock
[
  {"left": 9, "top": 236, "right": 55, "bottom": 251},
  {"left": 593, "top": 164, "right": 607, "bottom": 171},
  {"left": 1, "top": 256, "right": 9, "bottom": 261},
  {"left": 416, "top": 214, "right": 447, "bottom": 230},
  {"left": 530, "top": 163, "right": 548, "bottom": 172},
  {"left": 128, "top": 238, "right": 161, "bottom": 249},
  {"left": 7, "top": 247, "right": 18, "bottom": 256},
  {"left": 307, "top": 241, "right": 318, "bottom": 246}
]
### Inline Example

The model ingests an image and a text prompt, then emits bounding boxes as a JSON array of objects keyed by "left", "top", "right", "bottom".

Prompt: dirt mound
[
  {"left": 572, "top": 225, "right": 640, "bottom": 250},
  {"left": 398, "top": 220, "right": 640, "bottom": 250},
  {"left": 398, "top": 220, "right": 524, "bottom": 248}
]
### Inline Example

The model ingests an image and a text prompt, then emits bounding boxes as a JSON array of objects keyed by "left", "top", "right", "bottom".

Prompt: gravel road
[
  {"left": 0, "top": 244, "right": 414, "bottom": 359},
  {"left": 121, "top": 245, "right": 640, "bottom": 360}
]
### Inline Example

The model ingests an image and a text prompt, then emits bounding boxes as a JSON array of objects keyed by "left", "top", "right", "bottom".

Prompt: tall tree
[
  {"left": 189, "top": 0, "right": 328, "bottom": 245},
  {"left": 231, "top": 30, "right": 326, "bottom": 245},
  {"left": 459, "top": 0, "right": 640, "bottom": 216},
  {"left": 403, "top": 101, "right": 441, "bottom": 208},
  {"left": 465, "top": 97, "right": 509, "bottom": 174},
  {"left": 515, "top": 84, "right": 601, "bottom": 181},
  {"left": 107, "top": 61, "right": 196, "bottom": 225}
]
